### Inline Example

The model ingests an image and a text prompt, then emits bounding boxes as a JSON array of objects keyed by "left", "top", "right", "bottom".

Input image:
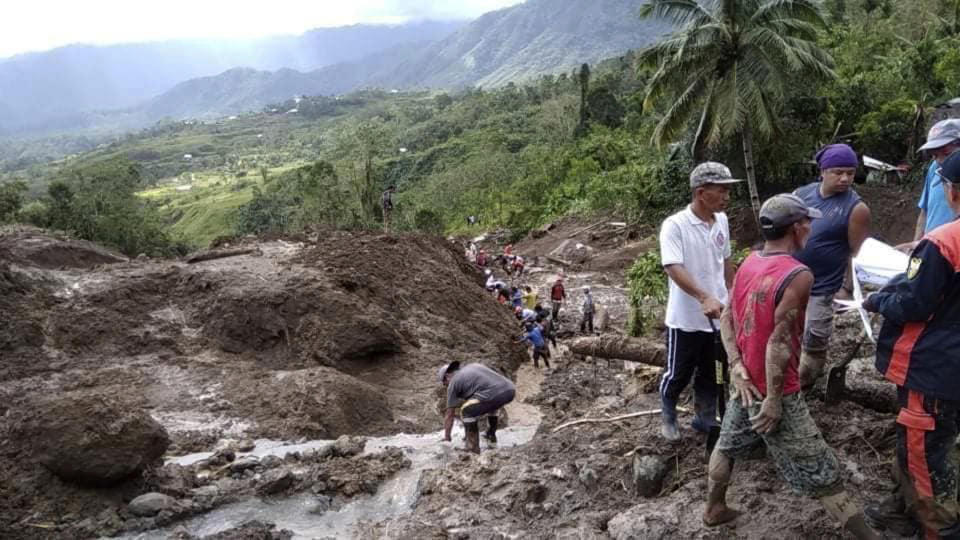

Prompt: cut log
[
  {"left": 567, "top": 220, "right": 606, "bottom": 238},
  {"left": 567, "top": 336, "right": 665, "bottom": 367},
  {"left": 186, "top": 248, "right": 260, "bottom": 264}
]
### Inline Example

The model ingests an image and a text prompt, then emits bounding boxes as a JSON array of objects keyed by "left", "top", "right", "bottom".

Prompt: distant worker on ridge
[{"left": 381, "top": 185, "right": 396, "bottom": 233}]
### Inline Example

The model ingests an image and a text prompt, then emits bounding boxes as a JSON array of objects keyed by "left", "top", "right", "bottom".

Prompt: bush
[
  {"left": 857, "top": 98, "right": 917, "bottom": 164},
  {"left": 626, "top": 250, "right": 667, "bottom": 337}
]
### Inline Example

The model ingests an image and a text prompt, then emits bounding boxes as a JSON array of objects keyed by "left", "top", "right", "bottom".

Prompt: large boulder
[{"left": 13, "top": 392, "right": 169, "bottom": 486}]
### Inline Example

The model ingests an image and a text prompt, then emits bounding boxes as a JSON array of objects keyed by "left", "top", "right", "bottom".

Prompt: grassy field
[{"left": 138, "top": 161, "right": 310, "bottom": 248}]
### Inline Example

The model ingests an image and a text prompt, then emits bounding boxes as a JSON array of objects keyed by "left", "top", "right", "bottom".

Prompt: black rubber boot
[
  {"left": 691, "top": 392, "right": 719, "bottom": 434},
  {"left": 483, "top": 416, "right": 498, "bottom": 444},
  {"left": 864, "top": 494, "right": 919, "bottom": 537},
  {"left": 464, "top": 422, "right": 481, "bottom": 454}
]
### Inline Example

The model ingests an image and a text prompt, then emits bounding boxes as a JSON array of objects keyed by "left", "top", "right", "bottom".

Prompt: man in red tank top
[{"left": 703, "top": 194, "right": 878, "bottom": 539}]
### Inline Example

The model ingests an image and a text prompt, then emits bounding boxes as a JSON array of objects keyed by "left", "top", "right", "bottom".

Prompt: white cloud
[{"left": 0, "top": 0, "right": 524, "bottom": 58}]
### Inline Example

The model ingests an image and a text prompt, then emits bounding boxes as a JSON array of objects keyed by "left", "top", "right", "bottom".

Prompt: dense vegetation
[{"left": 0, "top": 0, "right": 958, "bottom": 258}]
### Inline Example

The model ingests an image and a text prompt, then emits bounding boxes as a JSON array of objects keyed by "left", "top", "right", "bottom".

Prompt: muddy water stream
[{"left": 124, "top": 365, "right": 544, "bottom": 539}]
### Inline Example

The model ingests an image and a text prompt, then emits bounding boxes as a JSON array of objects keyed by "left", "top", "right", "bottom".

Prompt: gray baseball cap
[
  {"left": 759, "top": 194, "right": 823, "bottom": 229},
  {"left": 689, "top": 161, "right": 744, "bottom": 188},
  {"left": 918, "top": 119, "right": 960, "bottom": 152}
]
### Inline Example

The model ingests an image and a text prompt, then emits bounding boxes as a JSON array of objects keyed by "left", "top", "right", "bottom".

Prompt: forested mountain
[
  {"left": 142, "top": 0, "right": 667, "bottom": 121},
  {"left": 0, "top": 21, "right": 465, "bottom": 136}
]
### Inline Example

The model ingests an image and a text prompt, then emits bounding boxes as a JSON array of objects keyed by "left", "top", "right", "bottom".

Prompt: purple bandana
[{"left": 815, "top": 144, "right": 858, "bottom": 170}]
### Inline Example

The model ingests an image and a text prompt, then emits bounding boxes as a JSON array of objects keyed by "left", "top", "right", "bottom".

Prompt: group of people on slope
[
  {"left": 664, "top": 122, "right": 960, "bottom": 539},
  {"left": 429, "top": 119, "right": 960, "bottom": 537}
]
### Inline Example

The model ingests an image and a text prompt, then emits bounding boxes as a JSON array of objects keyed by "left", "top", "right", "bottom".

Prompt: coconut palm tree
[{"left": 639, "top": 0, "right": 836, "bottom": 225}]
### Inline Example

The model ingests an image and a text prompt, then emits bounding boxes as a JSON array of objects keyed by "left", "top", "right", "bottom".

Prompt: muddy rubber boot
[
  {"left": 464, "top": 422, "right": 481, "bottom": 454},
  {"left": 483, "top": 416, "right": 498, "bottom": 445},
  {"left": 661, "top": 402, "right": 680, "bottom": 441},
  {"left": 864, "top": 494, "right": 918, "bottom": 537},
  {"left": 691, "top": 393, "right": 719, "bottom": 434}
]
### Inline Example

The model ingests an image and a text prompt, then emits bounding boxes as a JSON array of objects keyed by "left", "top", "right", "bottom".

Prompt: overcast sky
[{"left": 0, "top": 0, "right": 525, "bottom": 58}]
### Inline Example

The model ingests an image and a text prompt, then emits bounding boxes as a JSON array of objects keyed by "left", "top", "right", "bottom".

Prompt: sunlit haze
[{"left": 0, "top": 0, "right": 525, "bottom": 58}]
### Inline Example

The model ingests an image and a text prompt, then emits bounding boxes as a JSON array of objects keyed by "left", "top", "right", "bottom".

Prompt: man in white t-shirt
[{"left": 658, "top": 162, "right": 740, "bottom": 441}]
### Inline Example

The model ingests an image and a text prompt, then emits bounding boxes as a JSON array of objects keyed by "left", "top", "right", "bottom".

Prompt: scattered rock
[
  {"left": 578, "top": 466, "right": 598, "bottom": 490},
  {"left": 12, "top": 392, "right": 169, "bottom": 486},
  {"left": 607, "top": 504, "right": 678, "bottom": 540},
  {"left": 229, "top": 456, "right": 260, "bottom": 473},
  {"left": 630, "top": 455, "right": 668, "bottom": 497},
  {"left": 257, "top": 469, "right": 295, "bottom": 496},
  {"left": 128, "top": 492, "right": 176, "bottom": 517},
  {"left": 260, "top": 455, "right": 282, "bottom": 469},
  {"left": 332, "top": 435, "right": 366, "bottom": 457},
  {"left": 190, "top": 485, "right": 219, "bottom": 499},
  {"left": 235, "top": 439, "right": 256, "bottom": 452}
]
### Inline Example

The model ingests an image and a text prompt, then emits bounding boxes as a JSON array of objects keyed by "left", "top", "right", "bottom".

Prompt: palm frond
[
  {"left": 640, "top": 0, "right": 714, "bottom": 27},
  {"left": 751, "top": 0, "right": 828, "bottom": 28},
  {"left": 651, "top": 71, "right": 713, "bottom": 147}
]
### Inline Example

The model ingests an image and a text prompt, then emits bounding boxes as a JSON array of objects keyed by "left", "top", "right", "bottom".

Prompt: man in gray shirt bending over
[{"left": 438, "top": 361, "right": 516, "bottom": 454}]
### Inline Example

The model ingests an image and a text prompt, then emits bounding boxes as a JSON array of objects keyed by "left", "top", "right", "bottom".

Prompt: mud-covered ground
[
  {"left": 370, "top": 325, "right": 900, "bottom": 539},
  {"left": 0, "top": 226, "right": 528, "bottom": 538},
  {"left": 0, "top": 179, "right": 918, "bottom": 540}
]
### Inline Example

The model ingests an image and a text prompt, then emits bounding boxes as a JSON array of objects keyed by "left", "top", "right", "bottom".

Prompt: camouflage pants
[{"left": 716, "top": 392, "right": 843, "bottom": 498}]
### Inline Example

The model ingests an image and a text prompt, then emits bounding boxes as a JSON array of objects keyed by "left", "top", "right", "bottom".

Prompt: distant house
[
  {"left": 286, "top": 108, "right": 298, "bottom": 114},
  {"left": 183, "top": 154, "right": 193, "bottom": 160}
]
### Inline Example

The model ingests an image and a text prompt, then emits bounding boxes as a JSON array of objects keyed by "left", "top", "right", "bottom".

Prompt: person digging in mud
[
  {"left": 659, "top": 162, "right": 738, "bottom": 441},
  {"left": 522, "top": 285, "right": 538, "bottom": 310},
  {"left": 793, "top": 144, "right": 871, "bottom": 388},
  {"left": 514, "top": 305, "right": 537, "bottom": 326},
  {"left": 522, "top": 320, "right": 551, "bottom": 369},
  {"left": 579, "top": 285, "right": 594, "bottom": 334},
  {"left": 537, "top": 312, "right": 558, "bottom": 350},
  {"left": 511, "top": 286, "right": 524, "bottom": 309},
  {"left": 705, "top": 194, "right": 878, "bottom": 539},
  {"left": 494, "top": 282, "right": 510, "bottom": 304},
  {"left": 381, "top": 185, "right": 396, "bottom": 232},
  {"left": 860, "top": 150, "right": 960, "bottom": 539},
  {"left": 511, "top": 255, "right": 525, "bottom": 278},
  {"left": 438, "top": 361, "right": 516, "bottom": 453},
  {"left": 550, "top": 276, "right": 566, "bottom": 320}
]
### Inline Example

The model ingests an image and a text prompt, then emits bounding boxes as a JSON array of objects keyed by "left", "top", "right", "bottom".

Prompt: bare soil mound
[{"left": 0, "top": 225, "right": 127, "bottom": 269}]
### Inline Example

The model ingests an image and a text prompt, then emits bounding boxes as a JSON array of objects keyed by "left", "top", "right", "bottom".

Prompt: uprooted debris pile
[{"left": 0, "top": 227, "right": 527, "bottom": 538}]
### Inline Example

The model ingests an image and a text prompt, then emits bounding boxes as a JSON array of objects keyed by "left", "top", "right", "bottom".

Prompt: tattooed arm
[
  {"left": 751, "top": 269, "right": 813, "bottom": 434},
  {"left": 719, "top": 293, "right": 762, "bottom": 406}
]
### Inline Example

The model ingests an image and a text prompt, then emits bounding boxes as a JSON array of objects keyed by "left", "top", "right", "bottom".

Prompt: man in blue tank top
[{"left": 792, "top": 144, "right": 872, "bottom": 387}]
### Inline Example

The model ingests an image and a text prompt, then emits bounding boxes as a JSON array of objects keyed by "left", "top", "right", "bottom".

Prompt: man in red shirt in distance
[{"left": 703, "top": 194, "right": 877, "bottom": 539}]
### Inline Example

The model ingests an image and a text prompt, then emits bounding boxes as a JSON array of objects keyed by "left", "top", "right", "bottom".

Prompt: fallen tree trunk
[
  {"left": 567, "top": 336, "right": 666, "bottom": 367},
  {"left": 552, "top": 407, "right": 689, "bottom": 433},
  {"left": 546, "top": 255, "right": 571, "bottom": 267},
  {"left": 185, "top": 248, "right": 260, "bottom": 264}
]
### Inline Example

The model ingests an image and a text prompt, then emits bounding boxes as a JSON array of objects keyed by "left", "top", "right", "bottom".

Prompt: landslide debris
[
  {"left": 0, "top": 228, "right": 527, "bottom": 538},
  {"left": 9, "top": 391, "right": 169, "bottom": 486}
]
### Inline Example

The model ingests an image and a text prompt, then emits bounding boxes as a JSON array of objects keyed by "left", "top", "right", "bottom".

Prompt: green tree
[
  {"left": 0, "top": 180, "right": 27, "bottom": 223},
  {"left": 575, "top": 63, "right": 591, "bottom": 137},
  {"left": 638, "top": 0, "right": 836, "bottom": 225}
]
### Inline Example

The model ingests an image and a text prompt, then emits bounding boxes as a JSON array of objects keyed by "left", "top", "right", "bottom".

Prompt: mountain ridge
[
  {"left": 0, "top": 20, "right": 466, "bottom": 135},
  {"left": 143, "top": 0, "right": 667, "bottom": 121}
]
